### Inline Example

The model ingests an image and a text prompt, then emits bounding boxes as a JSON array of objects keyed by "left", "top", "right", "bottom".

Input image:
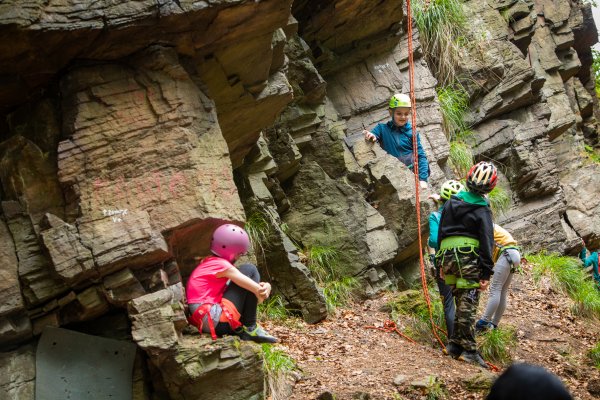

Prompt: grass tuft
[
  {"left": 437, "top": 85, "right": 470, "bottom": 136},
  {"left": 299, "top": 244, "right": 358, "bottom": 313},
  {"left": 388, "top": 289, "right": 447, "bottom": 345},
  {"left": 487, "top": 186, "right": 511, "bottom": 215},
  {"left": 588, "top": 342, "right": 600, "bottom": 369},
  {"left": 448, "top": 141, "right": 474, "bottom": 178},
  {"left": 258, "top": 295, "right": 293, "bottom": 322},
  {"left": 245, "top": 212, "right": 272, "bottom": 253},
  {"left": 323, "top": 277, "right": 360, "bottom": 313},
  {"left": 529, "top": 252, "right": 600, "bottom": 318},
  {"left": 413, "top": 0, "right": 468, "bottom": 86},
  {"left": 262, "top": 344, "right": 298, "bottom": 400},
  {"left": 478, "top": 325, "right": 517, "bottom": 365},
  {"left": 303, "top": 245, "right": 340, "bottom": 283}
]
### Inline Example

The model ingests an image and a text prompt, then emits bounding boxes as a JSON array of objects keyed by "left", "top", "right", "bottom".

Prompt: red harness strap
[{"left": 189, "top": 301, "right": 242, "bottom": 340}]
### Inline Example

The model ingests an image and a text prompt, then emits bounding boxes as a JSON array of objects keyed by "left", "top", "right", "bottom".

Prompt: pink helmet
[{"left": 210, "top": 224, "right": 250, "bottom": 262}]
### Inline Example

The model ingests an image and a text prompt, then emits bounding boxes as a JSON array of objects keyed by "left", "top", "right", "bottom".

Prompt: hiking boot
[
  {"left": 459, "top": 351, "right": 489, "bottom": 369},
  {"left": 236, "top": 325, "right": 278, "bottom": 344},
  {"left": 442, "top": 342, "right": 463, "bottom": 359},
  {"left": 475, "top": 319, "right": 492, "bottom": 333}
]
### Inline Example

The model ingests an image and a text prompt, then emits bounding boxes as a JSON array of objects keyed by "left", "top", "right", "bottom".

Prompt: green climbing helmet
[
  {"left": 389, "top": 93, "right": 411, "bottom": 109},
  {"left": 440, "top": 179, "right": 465, "bottom": 201}
]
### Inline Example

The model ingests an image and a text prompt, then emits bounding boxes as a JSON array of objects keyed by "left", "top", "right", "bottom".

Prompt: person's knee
[{"left": 237, "top": 263, "right": 260, "bottom": 282}]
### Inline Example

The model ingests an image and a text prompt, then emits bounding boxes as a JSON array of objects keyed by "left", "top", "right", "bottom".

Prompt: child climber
[
  {"left": 363, "top": 93, "right": 430, "bottom": 189},
  {"left": 428, "top": 179, "right": 465, "bottom": 338},
  {"left": 476, "top": 224, "right": 521, "bottom": 332},
  {"left": 186, "top": 223, "right": 278, "bottom": 343},
  {"left": 437, "top": 161, "right": 497, "bottom": 368},
  {"left": 579, "top": 240, "right": 600, "bottom": 290}
]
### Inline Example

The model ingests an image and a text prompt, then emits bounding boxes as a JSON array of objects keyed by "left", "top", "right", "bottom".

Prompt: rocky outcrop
[
  {"left": 464, "top": 0, "right": 599, "bottom": 253},
  {"left": 0, "top": 0, "right": 599, "bottom": 397},
  {"left": 0, "top": 344, "right": 35, "bottom": 399}
]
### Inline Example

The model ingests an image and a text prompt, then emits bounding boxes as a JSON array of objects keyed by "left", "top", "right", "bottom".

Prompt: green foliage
[
  {"left": 487, "top": 186, "right": 511, "bottom": 215},
  {"left": 304, "top": 245, "right": 340, "bottom": 282},
  {"left": 258, "top": 295, "right": 293, "bottom": 322},
  {"left": 588, "top": 342, "right": 600, "bottom": 369},
  {"left": 584, "top": 144, "right": 600, "bottom": 164},
  {"left": 323, "top": 277, "right": 360, "bottom": 313},
  {"left": 529, "top": 252, "right": 600, "bottom": 318},
  {"left": 448, "top": 141, "right": 474, "bottom": 178},
  {"left": 301, "top": 245, "right": 358, "bottom": 313},
  {"left": 245, "top": 212, "right": 272, "bottom": 253},
  {"left": 262, "top": 344, "right": 298, "bottom": 400},
  {"left": 593, "top": 49, "right": 600, "bottom": 97},
  {"left": 388, "top": 289, "right": 447, "bottom": 345},
  {"left": 478, "top": 325, "right": 517, "bottom": 364},
  {"left": 437, "top": 85, "right": 470, "bottom": 136},
  {"left": 413, "top": 0, "right": 468, "bottom": 85},
  {"left": 425, "top": 376, "right": 448, "bottom": 400}
]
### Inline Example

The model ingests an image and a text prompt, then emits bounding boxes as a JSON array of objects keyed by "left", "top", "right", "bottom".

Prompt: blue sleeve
[
  {"left": 428, "top": 212, "right": 440, "bottom": 250},
  {"left": 372, "top": 123, "right": 384, "bottom": 141},
  {"left": 580, "top": 248, "right": 588, "bottom": 264},
  {"left": 416, "top": 133, "right": 429, "bottom": 182}
]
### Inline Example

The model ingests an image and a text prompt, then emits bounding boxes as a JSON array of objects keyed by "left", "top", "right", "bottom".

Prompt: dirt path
[{"left": 265, "top": 265, "right": 600, "bottom": 399}]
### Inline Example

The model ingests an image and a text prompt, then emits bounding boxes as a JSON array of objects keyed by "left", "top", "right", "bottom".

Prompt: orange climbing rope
[
  {"left": 404, "top": 1, "right": 500, "bottom": 373},
  {"left": 365, "top": 320, "right": 417, "bottom": 344},
  {"left": 405, "top": 0, "right": 447, "bottom": 351}
]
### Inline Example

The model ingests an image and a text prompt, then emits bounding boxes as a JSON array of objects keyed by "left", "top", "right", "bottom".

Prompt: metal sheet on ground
[{"left": 36, "top": 326, "right": 136, "bottom": 400}]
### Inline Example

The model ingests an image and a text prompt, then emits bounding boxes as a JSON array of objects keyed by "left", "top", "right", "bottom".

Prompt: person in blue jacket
[
  {"left": 363, "top": 93, "right": 430, "bottom": 189},
  {"left": 579, "top": 239, "right": 600, "bottom": 290},
  {"left": 428, "top": 180, "right": 465, "bottom": 339}
]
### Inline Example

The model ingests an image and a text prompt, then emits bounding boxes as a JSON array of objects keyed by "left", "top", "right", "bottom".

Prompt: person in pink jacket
[{"left": 186, "top": 223, "right": 277, "bottom": 343}]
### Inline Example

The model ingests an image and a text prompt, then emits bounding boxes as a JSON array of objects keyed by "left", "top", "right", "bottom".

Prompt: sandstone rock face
[
  {"left": 0, "top": 0, "right": 599, "bottom": 397},
  {"left": 0, "top": 345, "right": 35, "bottom": 400},
  {"left": 464, "top": 0, "right": 600, "bottom": 253}
]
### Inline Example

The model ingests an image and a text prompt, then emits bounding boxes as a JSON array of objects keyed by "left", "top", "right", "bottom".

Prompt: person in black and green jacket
[
  {"left": 437, "top": 161, "right": 497, "bottom": 369},
  {"left": 428, "top": 180, "right": 465, "bottom": 338}
]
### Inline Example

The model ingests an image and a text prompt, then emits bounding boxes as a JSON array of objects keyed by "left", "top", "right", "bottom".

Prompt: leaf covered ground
[{"left": 263, "top": 263, "right": 600, "bottom": 399}]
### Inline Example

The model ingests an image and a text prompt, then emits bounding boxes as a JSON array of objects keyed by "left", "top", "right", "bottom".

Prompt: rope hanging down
[
  {"left": 405, "top": 0, "right": 446, "bottom": 350},
  {"left": 405, "top": 3, "right": 499, "bottom": 372}
]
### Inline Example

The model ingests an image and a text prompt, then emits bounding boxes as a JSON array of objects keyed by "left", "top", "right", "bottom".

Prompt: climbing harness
[{"left": 188, "top": 299, "right": 242, "bottom": 340}]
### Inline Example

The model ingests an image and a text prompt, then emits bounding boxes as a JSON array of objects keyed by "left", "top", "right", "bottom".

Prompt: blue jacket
[
  {"left": 372, "top": 121, "right": 429, "bottom": 182},
  {"left": 579, "top": 247, "right": 600, "bottom": 285},
  {"left": 428, "top": 206, "right": 443, "bottom": 250}
]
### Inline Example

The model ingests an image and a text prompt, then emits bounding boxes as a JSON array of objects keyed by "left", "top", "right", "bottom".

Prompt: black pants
[{"left": 214, "top": 263, "right": 260, "bottom": 335}]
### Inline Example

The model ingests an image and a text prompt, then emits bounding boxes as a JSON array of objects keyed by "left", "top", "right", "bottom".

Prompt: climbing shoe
[
  {"left": 459, "top": 351, "right": 489, "bottom": 369},
  {"left": 475, "top": 319, "right": 493, "bottom": 333},
  {"left": 442, "top": 342, "right": 463, "bottom": 359},
  {"left": 236, "top": 325, "right": 278, "bottom": 344}
]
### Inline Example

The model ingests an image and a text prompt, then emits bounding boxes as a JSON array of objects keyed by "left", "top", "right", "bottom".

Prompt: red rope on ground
[
  {"left": 365, "top": 320, "right": 417, "bottom": 344},
  {"left": 405, "top": 0, "right": 447, "bottom": 351}
]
